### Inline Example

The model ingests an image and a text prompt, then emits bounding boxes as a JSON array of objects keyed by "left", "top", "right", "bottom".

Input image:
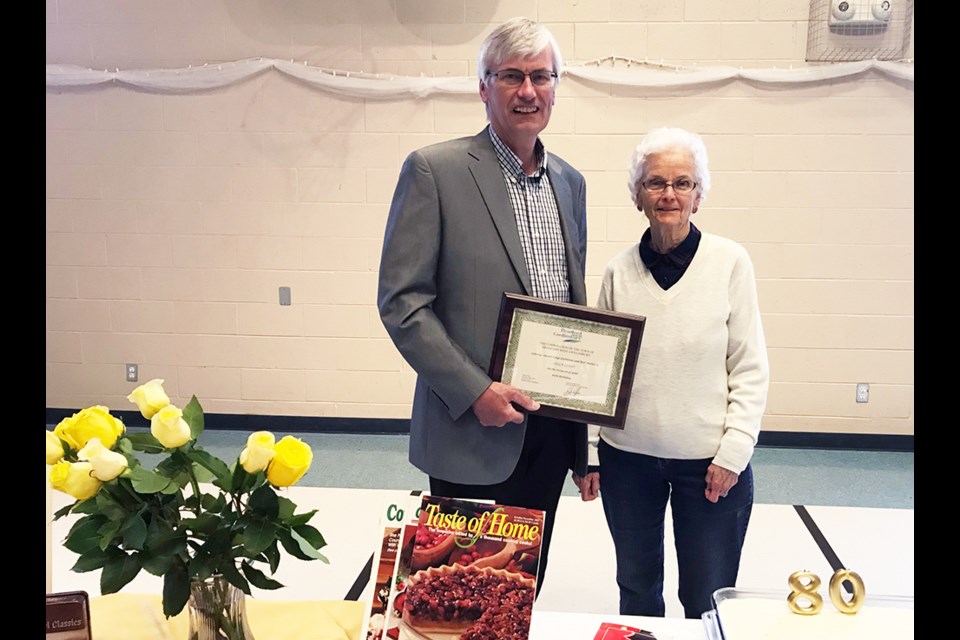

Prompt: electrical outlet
[
  {"left": 856, "top": 383, "right": 869, "bottom": 403},
  {"left": 126, "top": 363, "right": 139, "bottom": 382},
  {"left": 279, "top": 286, "right": 291, "bottom": 306}
]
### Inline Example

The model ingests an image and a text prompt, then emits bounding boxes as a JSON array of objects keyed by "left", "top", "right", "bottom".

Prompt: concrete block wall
[{"left": 45, "top": 0, "right": 914, "bottom": 437}]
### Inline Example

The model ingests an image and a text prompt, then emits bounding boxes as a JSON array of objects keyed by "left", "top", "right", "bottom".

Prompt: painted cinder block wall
[{"left": 45, "top": 1, "right": 914, "bottom": 438}]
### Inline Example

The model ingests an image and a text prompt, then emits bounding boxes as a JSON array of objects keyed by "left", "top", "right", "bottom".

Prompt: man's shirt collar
[{"left": 488, "top": 126, "right": 547, "bottom": 179}]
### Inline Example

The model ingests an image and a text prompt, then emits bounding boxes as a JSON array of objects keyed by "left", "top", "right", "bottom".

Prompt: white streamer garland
[{"left": 45, "top": 56, "right": 914, "bottom": 98}]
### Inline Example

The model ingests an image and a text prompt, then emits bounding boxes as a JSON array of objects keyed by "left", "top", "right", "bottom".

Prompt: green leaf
[
  {"left": 53, "top": 503, "right": 76, "bottom": 519},
  {"left": 187, "top": 449, "right": 231, "bottom": 485},
  {"left": 192, "top": 464, "right": 215, "bottom": 484},
  {"left": 119, "top": 513, "right": 148, "bottom": 550},
  {"left": 286, "top": 509, "right": 318, "bottom": 528},
  {"left": 93, "top": 489, "right": 128, "bottom": 521},
  {"left": 182, "top": 395, "right": 204, "bottom": 440},
  {"left": 141, "top": 553, "right": 176, "bottom": 577},
  {"left": 241, "top": 561, "right": 284, "bottom": 590},
  {"left": 70, "top": 547, "right": 115, "bottom": 572},
  {"left": 57, "top": 436, "right": 74, "bottom": 456},
  {"left": 70, "top": 498, "right": 101, "bottom": 515},
  {"left": 290, "top": 528, "right": 329, "bottom": 563},
  {"left": 64, "top": 516, "right": 108, "bottom": 554},
  {"left": 140, "top": 527, "right": 187, "bottom": 576},
  {"left": 164, "top": 450, "right": 195, "bottom": 472},
  {"left": 187, "top": 555, "right": 215, "bottom": 583},
  {"left": 248, "top": 485, "right": 279, "bottom": 519},
  {"left": 292, "top": 523, "right": 327, "bottom": 551},
  {"left": 241, "top": 519, "right": 277, "bottom": 557},
  {"left": 97, "top": 519, "right": 123, "bottom": 550},
  {"left": 277, "top": 527, "right": 328, "bottom": 563},
  {"left": 162, "top": 563, "right": 190, "bottom": 618},
  {"left": 219, "top": 562, "right": 250, "bottom": 595},
  {"left": 188, "top": 527, "right": 233, "bottom": 576},
  {"left": 262, "top": 541, "right": 281, "bottom": 574},
  {"left": 230, "top": 463, "right": 265, "bottom": 494},
  {"left": 100, "top": 552, "right": 142, "bottom": 594},
  {"left": 125, "top": 431, "right": 166, "bottom": 454},
  {"left": 180, "top": 513, "right": 221, "bottom": 536},
  {"left": 115, "top": 437, "right": 133, "bottom": 455},
  {"left": 140, "top": 525, "right": 187, "bottom": 576},
  {"left": 128, "top": 466, "right": 175, "bottom": 494},
  {"left": 102, "top": 479, "right": 142, "bottom": 511},
  {"left": 199, "top": 492, "right": 226, "bottom": 513},
  {"left": 276, "top": 528, "right": 311, "bottom": 561},
  {"left": 276, "top": 495, "right": 296, "bottom": 520}
]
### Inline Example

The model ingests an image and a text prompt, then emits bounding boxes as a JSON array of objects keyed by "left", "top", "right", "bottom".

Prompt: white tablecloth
[{"left": 530, "top": 610, "right": 706, "bottom": 640}]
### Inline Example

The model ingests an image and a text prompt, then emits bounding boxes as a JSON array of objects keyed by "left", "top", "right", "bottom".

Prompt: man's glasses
[
  {"left": 641, "top": 178, "right": 698, "bottom": 194},
  {"left": 486, "top": 68, "right": 558, "bottom": 87}
]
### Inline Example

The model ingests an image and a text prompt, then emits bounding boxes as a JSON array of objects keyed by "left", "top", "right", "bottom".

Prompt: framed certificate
[{"left": 488, "top": 293, "right": 645, "bottom": 428}]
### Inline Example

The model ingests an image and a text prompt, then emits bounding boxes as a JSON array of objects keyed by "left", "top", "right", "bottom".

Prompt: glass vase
[{"left": 187, "top": 574, "right": 255, "bottom": 640}]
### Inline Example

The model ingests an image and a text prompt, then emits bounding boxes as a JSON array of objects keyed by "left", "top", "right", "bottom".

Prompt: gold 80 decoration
[{"left": 787, "top": 569, "right": 866, "bottom": 615}]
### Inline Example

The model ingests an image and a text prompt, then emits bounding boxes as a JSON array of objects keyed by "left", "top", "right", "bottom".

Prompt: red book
[
  {"left": 46, "top": 591, "right": 92, "bottom": 640},
  {"left": 593, "top": 622, "right": 658, "bottom": 640}
]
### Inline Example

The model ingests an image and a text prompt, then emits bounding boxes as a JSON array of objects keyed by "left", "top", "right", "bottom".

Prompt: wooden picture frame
[{"left": 488, "top": 293, "right": 645, "bottom": 428}]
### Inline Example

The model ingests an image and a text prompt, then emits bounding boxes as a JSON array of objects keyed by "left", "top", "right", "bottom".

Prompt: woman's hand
[
  {"left": 573, "top": 471, "right": 601, "bottom": 501},
  {"left": 704, "top": 464, "right": 739, "bottom": 503}
]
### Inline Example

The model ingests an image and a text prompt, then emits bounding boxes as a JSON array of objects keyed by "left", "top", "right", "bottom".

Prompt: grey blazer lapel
[
  {"left": 467, "top": 131, "right": 533, "bottom": 295},
  {"left": 547, "top": 156, "right": 588, "bottom": 306}
]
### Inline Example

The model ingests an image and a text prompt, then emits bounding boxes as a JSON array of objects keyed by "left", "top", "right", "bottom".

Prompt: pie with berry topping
[{"left": 401, "top": 564, "right": 535, "bottom": 639}]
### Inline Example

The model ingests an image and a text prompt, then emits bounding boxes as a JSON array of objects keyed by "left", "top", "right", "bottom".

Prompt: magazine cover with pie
[{"left": 396, "top": 495, "right": 545, "bottom": 640}]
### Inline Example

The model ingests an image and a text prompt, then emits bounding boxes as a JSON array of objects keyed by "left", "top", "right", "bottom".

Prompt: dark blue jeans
[{"left": 598, "top": 438, "right": 753, "bottom": 619}]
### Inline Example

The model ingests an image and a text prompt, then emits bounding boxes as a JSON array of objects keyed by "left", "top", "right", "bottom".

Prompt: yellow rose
[
  {"left": 127, "top": 378, "right": 170, "bottom": 419},
  {"left": 78, "top": 438, "right": 129, "bottom": 481},
  {"left": 266, "top": 436, "right": 312, "bottom": 487},
  {"left": 239, "top": 431, "right": 276, "bottom": 473},
  {"left": 46, "top": 431, "right": 65, "bottom": 465},
  {"left": 49, "top": 461, "right": 102, "bottom": 501},
  {"left": 151, "top": 404, "right": 192, "bottom": 449},
  {"left": 54, "top": 405, "right": 126, "bottom": 450}
]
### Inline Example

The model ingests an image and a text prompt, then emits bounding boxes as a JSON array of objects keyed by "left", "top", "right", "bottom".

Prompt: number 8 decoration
[{"left": 787, "top": 569, "right": 865, "bottom": 615}]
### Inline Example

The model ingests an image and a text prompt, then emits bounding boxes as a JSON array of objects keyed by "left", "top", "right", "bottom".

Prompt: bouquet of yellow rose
[{"left": 46, "top": 379, "right": 328, "bottom": 619}]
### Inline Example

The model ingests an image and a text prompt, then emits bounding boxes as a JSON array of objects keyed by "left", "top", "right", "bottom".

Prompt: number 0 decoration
[{"left": 787, "top": 569, "right": 865, "bottom": 615}]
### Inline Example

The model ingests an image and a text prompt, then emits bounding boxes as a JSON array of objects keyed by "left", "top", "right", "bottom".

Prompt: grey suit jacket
[{"left": 378, "top": 127, "right": 589, "bottom": 484}]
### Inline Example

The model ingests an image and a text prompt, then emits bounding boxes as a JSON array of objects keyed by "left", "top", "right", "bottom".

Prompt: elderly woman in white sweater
[{"left": 573, "top": 126, "right": 770, "bottom": 619}]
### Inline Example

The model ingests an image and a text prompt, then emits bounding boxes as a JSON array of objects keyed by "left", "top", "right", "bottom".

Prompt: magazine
[
  {"left": 382, "top": 519, "right": 421, "bottom": 639},
  {"left": 393, "top": 495, "right": 545, "bottom": 640},
  {"left": 363, "top": 524, "right": 402, "bottom": 640},
  {"left": 363, "top": 493, "right": 423, "bottom": 640}
]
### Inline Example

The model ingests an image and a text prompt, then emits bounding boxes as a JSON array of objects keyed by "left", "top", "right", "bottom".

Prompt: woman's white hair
[
  {"left": 477, "top": 17, "right": 563, "bottom": 82},
  {"left": 627, "top": 127, "right": 711, "bottom": 207}
]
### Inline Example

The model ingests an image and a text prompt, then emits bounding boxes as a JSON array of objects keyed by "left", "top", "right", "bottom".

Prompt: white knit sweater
[{"left": 588, "top": 232, "right": 770, "bottom": 474}]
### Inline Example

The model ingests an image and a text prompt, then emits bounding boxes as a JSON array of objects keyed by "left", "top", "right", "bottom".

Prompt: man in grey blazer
[{"left": 377, "top": 17, "right": 588, "bottom": 591}]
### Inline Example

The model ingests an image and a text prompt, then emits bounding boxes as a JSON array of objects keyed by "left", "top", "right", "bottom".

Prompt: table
[
  {"left": 48, "top": 484, "right": 911, "bottom": 639},
  {"left": 82, "top": 594, "right": 705, "bottom": 640},
  {"left": 530, "top": 611, "right": 706, "bottom": 640},
  {"left": 87, "top": 593, "right": 363, "bottom": 640}
]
